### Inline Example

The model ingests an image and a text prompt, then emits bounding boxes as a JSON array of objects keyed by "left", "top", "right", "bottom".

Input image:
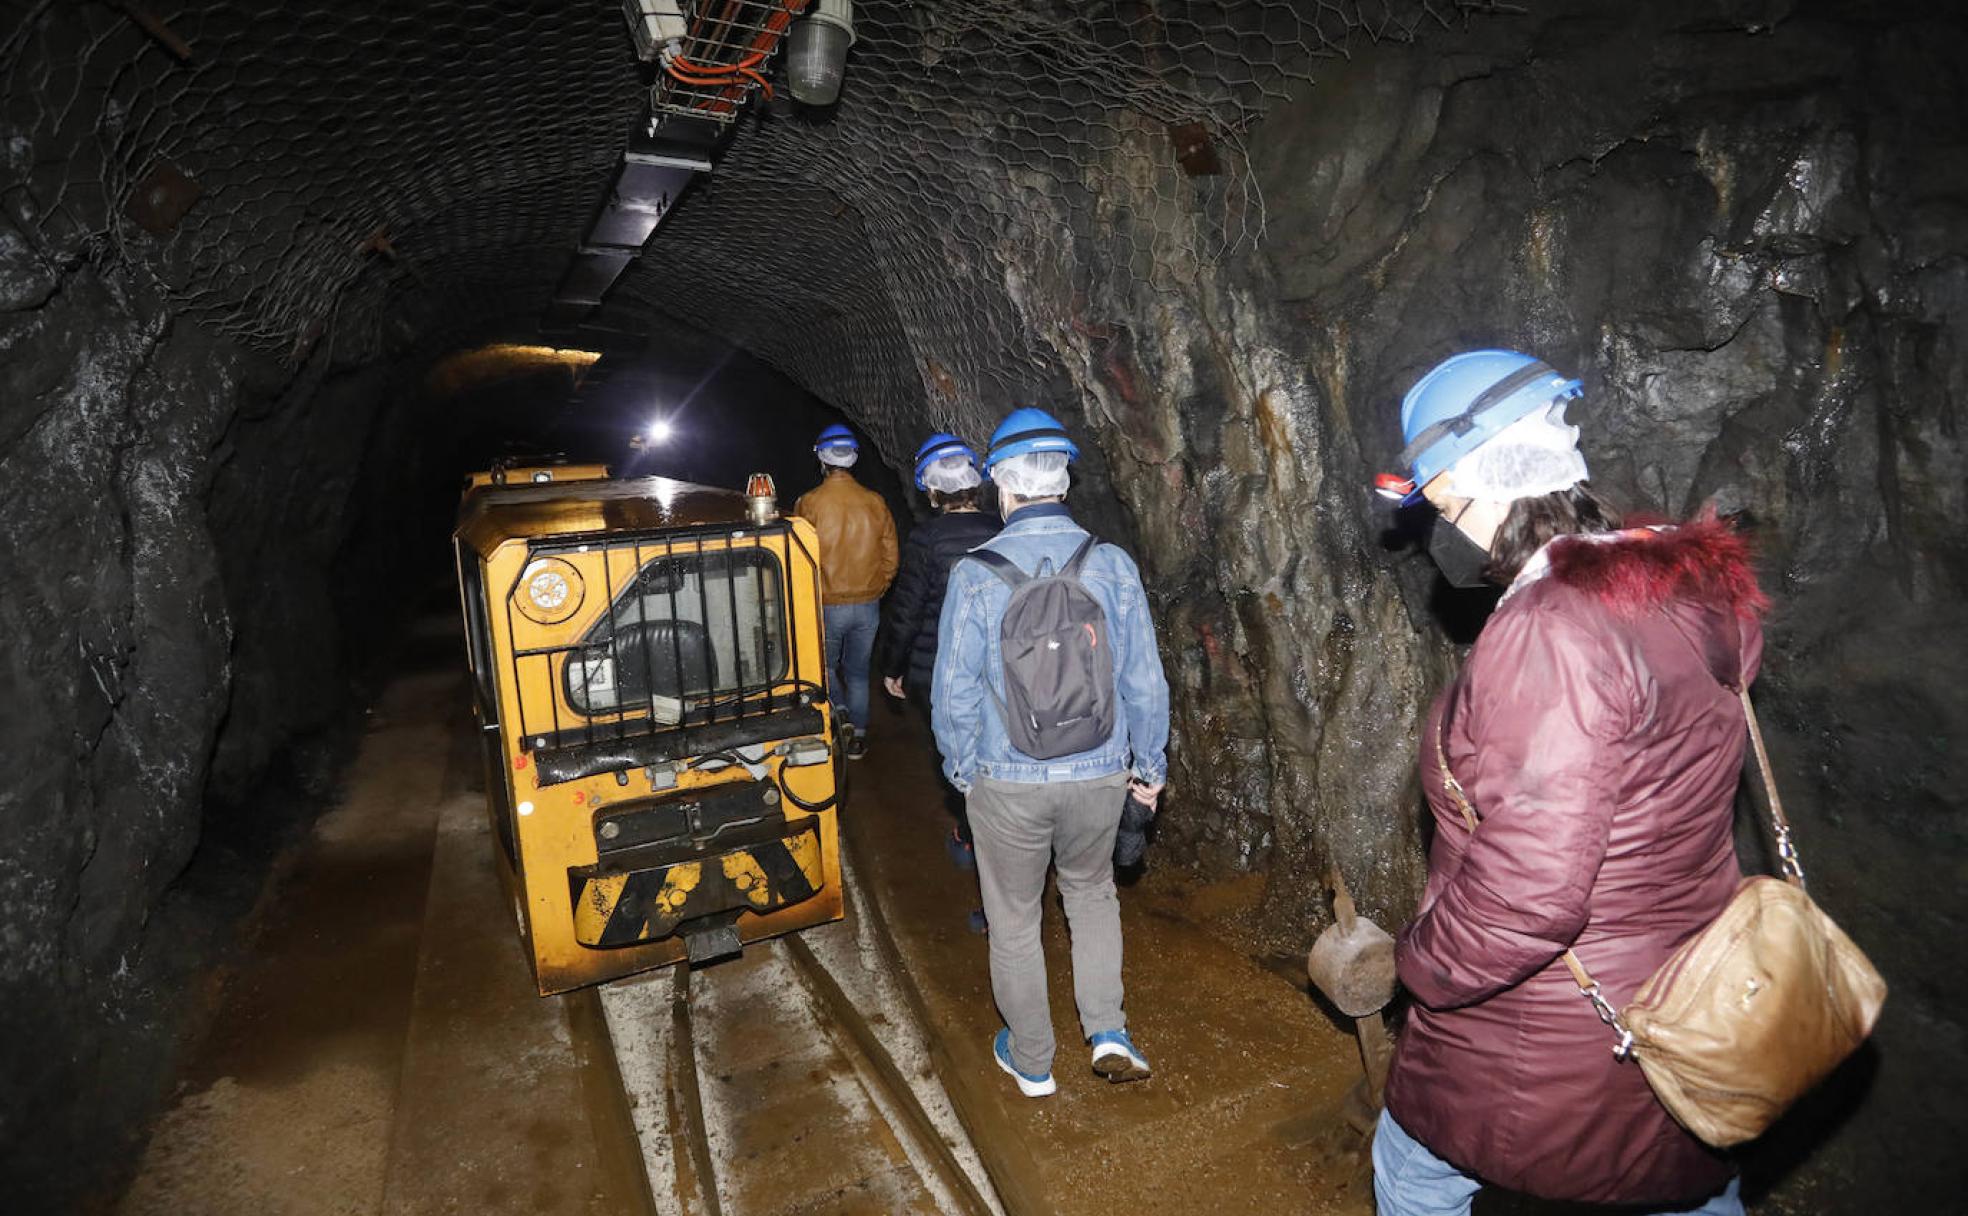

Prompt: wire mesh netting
[{"left": 2, "top": 1, "right": 1509, "bottom": 439}]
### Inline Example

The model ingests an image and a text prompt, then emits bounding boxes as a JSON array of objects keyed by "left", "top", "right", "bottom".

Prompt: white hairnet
[
  {"left": 921, "top": 453, "right": 981, "bottom": 494},
  {"left": 992, "top": 450, "right": 1071, "bottom": 499},
  {"left": 1448, "top": 401, "right": 1589, "bottom": 503},
  {"left": 817, "top": 444, "right": 859, "bottom": 469}
]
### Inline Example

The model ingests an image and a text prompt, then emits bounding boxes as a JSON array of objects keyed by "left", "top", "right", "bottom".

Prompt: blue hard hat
[
  {"left": 984, "top": 407, "right": 1079, "bottom": 471},
  {"left": 912, "top": 432, "right": 977, "bottom": 491},
  {"left": 1393, "top": 350, "right": 1582, "bottom": 500},
  {"left": 814, "top": 422, "right": 858, "bottom": 453}
]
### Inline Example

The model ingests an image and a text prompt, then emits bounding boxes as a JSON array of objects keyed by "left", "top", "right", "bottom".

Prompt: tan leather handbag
[{"left": 1437, "top": 689, "right": 1887, "bottom": 1148}]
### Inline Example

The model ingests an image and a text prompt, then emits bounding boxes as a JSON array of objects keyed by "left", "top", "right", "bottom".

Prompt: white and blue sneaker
[
  {"left": 993, "top": 1028, "right": 1056, "bottom": 1098},
  {"left": 1089, "top": 1028, "right": 1151, "bottom": 1083}
]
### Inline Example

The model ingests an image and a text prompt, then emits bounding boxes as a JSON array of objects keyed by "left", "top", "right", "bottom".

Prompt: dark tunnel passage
[{"left": 3, "top": 1, "right": 1965, "bottom": 1211}]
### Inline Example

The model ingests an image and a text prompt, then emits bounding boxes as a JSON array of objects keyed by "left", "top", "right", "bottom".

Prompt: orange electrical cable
[
  {"left": 716, "top": 0, "right": 805, "bottom": 110},
  {"left": 664, "top": 66, "right": 771, "bottom": 99},
  {"left": 657, "top": 0, "right": 809, "bottom": 115},
  {"left": 664, "top": 62, "right": 741, "bottom": 83},
  {"left": 669, "top": 45, "right": 769, "bottom": 73}
]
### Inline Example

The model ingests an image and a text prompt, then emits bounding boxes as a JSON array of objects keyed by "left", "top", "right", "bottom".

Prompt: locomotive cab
[{"left": 454, "top": 474, "right": 841, "bottom": 994}]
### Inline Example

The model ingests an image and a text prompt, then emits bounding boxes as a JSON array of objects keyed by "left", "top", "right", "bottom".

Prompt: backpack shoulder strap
[
  {"left": 966, "top": 547, "right": 1028, "bottom": 589},
  {"left": 1059, "top": 535, "right": 1101, "bottom": 580}
]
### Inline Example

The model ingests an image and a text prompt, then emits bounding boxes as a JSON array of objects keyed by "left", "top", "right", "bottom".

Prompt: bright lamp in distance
[{"left": 645, "top": 418, "right": 674, "bottom": 445}]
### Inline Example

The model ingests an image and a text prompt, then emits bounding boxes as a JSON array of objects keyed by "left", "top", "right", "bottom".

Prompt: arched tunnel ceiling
[{"left": 3, "top": 0, "right": 1505, "bottom": 451}]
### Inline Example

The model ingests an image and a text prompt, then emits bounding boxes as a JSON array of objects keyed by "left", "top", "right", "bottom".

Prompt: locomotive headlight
[{"left": 516, "top": 557, "right": 584, "bottom": 625}]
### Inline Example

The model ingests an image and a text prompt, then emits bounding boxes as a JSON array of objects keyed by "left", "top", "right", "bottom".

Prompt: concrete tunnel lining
[{"left": 2, "top": 0, "right": 1965, "bottom": 1210}]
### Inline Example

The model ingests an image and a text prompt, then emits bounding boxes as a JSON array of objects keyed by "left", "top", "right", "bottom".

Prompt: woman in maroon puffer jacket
[{"left": 1373, "top": 351, "right": 1765, "bottom": 1216}]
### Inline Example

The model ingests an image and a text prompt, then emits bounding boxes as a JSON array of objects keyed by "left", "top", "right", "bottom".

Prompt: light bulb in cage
[
  {"left": 745, "top": 473, "right": 779, "bottom": 525},
  {"left": 787, "top": 0, "right": 855, "bottom": 106}
]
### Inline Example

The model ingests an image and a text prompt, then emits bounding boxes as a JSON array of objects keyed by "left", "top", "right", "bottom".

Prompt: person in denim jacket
[{"left": 931, "top": 407, "right": 1170, "bottom": 1098}]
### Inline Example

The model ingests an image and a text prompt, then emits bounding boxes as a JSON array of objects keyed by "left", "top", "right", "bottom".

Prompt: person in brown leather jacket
[
  {"left": 793, "top": 424, "right": 898, "bottom": 759},
  {"left": 1372, "top": 350, "right": 1758, "bottom": 1216}
]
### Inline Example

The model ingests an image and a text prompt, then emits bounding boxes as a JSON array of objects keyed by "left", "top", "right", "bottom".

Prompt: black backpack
[{"left": 966, "top": 536, "right": 1117, "bottom": 760}]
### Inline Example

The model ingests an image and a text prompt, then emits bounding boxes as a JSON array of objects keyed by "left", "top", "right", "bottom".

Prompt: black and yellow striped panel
[{"left": 570, "top": 822, "right": 823, "bottom": 948}]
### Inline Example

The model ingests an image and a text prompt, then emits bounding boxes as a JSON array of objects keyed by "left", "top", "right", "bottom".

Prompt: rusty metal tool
[{"left": 1307, "top": 868, "right": 1397, "bottom": 1128}]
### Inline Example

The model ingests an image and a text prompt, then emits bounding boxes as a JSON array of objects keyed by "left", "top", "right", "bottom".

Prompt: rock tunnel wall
[
  {"left": 2, "top": 0, "right": 1964, "bottom": 1204},
  {"left": 0, "top": 251, "right": 438, "bottom": 1189}
]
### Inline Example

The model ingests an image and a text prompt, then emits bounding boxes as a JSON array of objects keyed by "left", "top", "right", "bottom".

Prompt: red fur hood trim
[{"left": 1547, "top": 517, "right": 1769, "bottom": 619}]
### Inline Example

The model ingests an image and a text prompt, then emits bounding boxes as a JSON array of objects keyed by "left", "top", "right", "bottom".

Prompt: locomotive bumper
[{"left": 568, "top": 816, "right": 825, "bottom": 949}]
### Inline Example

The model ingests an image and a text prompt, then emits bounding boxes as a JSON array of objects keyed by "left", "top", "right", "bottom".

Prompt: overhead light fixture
[
  {"left": 786, "top": 0, "right": 855, "bottom": 107},
  {"left": 645, "top": 418, "right": 675, "bottom": 445}
]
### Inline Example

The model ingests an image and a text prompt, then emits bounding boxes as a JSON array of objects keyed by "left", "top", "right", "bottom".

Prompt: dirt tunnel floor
[
  {"left": 847, "top": 698, "right": 1379, "bottom": 1215},
  {"left": 111, "top": 615, "right": 1392, "bottom": 1214},
  {"left": 111, "top": 614, "right": 652, "bottom": 1216}
]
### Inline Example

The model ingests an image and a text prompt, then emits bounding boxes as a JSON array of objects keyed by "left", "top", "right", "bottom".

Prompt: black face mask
[{"left": 1427, "top": 511, "right": 1493, "bottom": 588}]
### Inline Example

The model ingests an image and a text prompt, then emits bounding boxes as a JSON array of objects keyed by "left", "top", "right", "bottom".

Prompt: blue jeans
[
  {"left": 824, "top": 601, "right": 879, "bottom": 732},
  {"left": 1373, "top": 1109, "right": 1742, "bottom": 1216}
]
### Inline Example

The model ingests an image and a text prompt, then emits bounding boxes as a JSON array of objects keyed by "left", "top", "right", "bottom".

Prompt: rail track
[{"left": 600, "top": 864, "right": 1012, "bottom": 1216}]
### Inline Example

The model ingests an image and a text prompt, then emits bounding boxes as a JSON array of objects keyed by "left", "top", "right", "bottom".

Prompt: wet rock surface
[{"left": 0, "top": 237, "right": 433, "bottom": 1202}]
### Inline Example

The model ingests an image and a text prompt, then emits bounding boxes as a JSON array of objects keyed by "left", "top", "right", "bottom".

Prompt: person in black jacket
[{"left": 881, "top": 433, "right": 1000, "bottom": 931}]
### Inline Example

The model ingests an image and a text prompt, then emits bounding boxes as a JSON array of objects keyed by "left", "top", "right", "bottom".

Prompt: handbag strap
[
  {"left": 1738, "top": 687, "right": 1806, "bottom": 887},
  {"left": 1434, "top": 716, "right": 1635, "bottom": 1057}
]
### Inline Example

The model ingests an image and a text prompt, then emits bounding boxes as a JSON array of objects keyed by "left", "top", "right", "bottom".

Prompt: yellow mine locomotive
[
  {"left": 461, "top": 455, "right": 612, "bottom": 493},
  {"left": 454, "top": 473, "right": 842, "bottom": 993}
]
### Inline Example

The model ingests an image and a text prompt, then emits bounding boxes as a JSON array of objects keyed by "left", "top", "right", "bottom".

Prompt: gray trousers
[{"left": 967, "top": 772, "right": 1129, "bottom": 1075}]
